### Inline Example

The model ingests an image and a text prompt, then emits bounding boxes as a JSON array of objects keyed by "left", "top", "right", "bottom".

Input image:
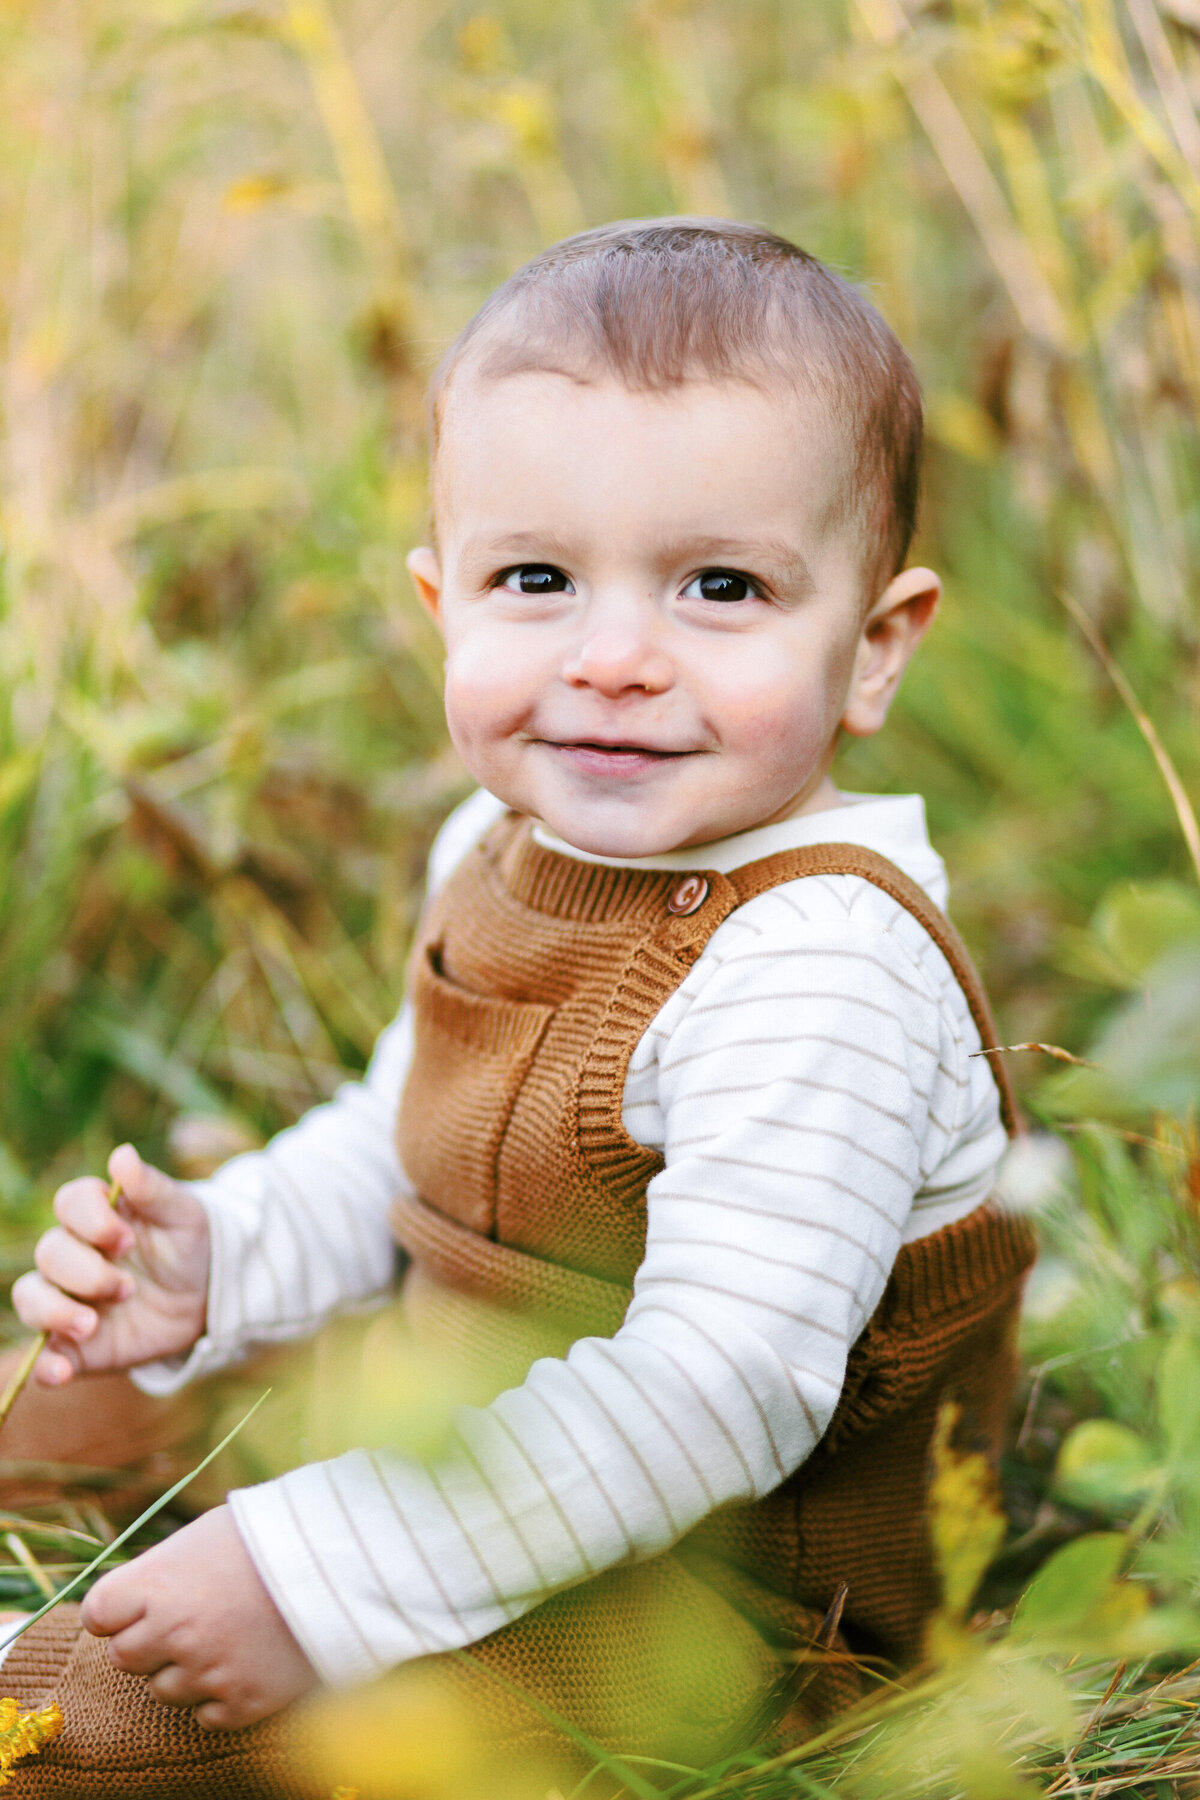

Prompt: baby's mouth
[
  {"left": 565, "top": 740, "right": 681, "bottom": 756},
  {"left": 543, "top": 739, "right": 689, "bottom": 776}
]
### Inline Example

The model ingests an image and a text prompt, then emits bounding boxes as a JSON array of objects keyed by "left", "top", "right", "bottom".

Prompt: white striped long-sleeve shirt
[{"left": 134, "top": 789, "right": 1008, "bottom": 1688}]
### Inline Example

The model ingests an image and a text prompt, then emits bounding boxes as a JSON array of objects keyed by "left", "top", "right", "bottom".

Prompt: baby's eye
[
  {"left": 497, "top": 565, "right": 574, "bottom": 595},
  {"left": 681, "top": 569, "right": 758, "bottom": 603}
]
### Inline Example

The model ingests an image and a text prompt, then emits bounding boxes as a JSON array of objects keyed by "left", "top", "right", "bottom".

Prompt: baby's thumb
[{"left": 107, "top": 1143, "right": 184, "bottom": 1217}]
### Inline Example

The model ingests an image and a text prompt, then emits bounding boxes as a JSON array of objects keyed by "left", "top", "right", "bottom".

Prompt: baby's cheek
[
  {"left": 723, "top": 686, "right": 825, "bottom": 760},
  {"left": 442, "top": 663, "right": 525, "bottom": 790}
]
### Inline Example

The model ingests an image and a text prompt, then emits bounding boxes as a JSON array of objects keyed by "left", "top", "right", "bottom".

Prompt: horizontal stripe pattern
[{"left": 139, "top": 788, "right": 1008, "bottom": 1688}]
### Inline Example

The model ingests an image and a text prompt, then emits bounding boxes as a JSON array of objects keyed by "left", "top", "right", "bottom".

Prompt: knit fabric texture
[
  {"left": 0, "top": 1606, "right": 326, "bottom": 1799},
  {"left": 393, "top": 817, "right": 1035, "bottom": 1750}
]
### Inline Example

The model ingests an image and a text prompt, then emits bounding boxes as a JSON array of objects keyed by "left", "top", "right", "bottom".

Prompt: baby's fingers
[
  {"left": 53, "top": 1178, "right": 133, "bottom": 1258},
  {"left": 34, "top": 1227, "right": 134, "bottom": 1306},
  {"left": 9, "top": 1272, "right": 93, "bottom": 1384},
  {"left": 81, "top": 1563, "right": 145, "bottom": 1639},
  {"left": 33, "top": 1341, "right": 83, "bottom": 1388},
  {"left": 11, "top": 1269, "right": 97, "bottom": 1342},
  {"left": 107, "top": 1145, "right": 186, "bottom": 1223}
]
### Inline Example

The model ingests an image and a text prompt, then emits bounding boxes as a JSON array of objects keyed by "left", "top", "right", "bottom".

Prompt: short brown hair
[{"left": 430, "top": 218, "right": 924, "bottom": 590}]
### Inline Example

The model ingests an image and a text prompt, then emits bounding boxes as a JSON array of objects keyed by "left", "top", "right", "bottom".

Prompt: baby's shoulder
[
  {"left": 425, "top": 788, "right": 508, "bottom": 894},
  {"left": 696, "top": 868, "right": 968, "bottom": 1021}
]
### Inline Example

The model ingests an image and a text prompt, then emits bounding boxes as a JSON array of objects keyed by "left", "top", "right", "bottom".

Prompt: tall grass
[
  {"left": 2, "top": 0, "right": 1199, "bottom": 1191},
  {"left": 4, "top": 0, "right": 1200, "bottom": 1789}
]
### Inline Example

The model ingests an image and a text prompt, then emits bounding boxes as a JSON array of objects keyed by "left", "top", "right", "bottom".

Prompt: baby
[{"left": 6, "top": 218, "right": 1033, "bottom": 1789}]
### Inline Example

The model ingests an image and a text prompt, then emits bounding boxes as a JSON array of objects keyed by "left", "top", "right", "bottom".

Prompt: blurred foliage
[
  {"left": 2, "top": 0, "right": 1200, "bottom": 1202},
  {"left": 5, "top": 0, "right": 1200, "bottom": 1792}
]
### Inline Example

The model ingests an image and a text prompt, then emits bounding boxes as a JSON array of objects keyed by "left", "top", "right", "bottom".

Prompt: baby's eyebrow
[
  {"left": 461, "top": 529, "right": 577, "bottom": 565},
  {"left": 661, "top": 536, "right": 815, "bottom": 595}
]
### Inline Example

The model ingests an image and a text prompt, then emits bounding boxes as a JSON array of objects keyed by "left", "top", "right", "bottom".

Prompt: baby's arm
[
  {"left": 217, "top": 888, "right": 995, "bottom": 1691},
  {"left": 134, "top": 1007, "right": 413, "bottom": 1393}
]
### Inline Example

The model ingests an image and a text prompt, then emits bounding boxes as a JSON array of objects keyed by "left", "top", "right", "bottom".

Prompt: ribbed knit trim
[
  {"left": 577, "top": 940, "right": 689, "bottom": 1204},
  {"left": 392, "top": 1193, "right": 632, "bottom": 1334},
  {"left": 880, "top": 1204, "right": 1035, "bottom": 1327},
  {"left": 396, "top": 1190, "right": 1033, "bottom": 1348},
  {"left": 497, "top": 821, "right": 679, "bottom": 924}
]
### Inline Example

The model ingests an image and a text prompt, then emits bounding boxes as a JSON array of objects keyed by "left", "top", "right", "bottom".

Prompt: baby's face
[{"left": 411, "top": 371, "right": 937, "bottom": 858}]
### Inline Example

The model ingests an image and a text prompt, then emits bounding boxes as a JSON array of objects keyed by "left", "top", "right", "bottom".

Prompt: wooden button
[{"left": 667, "top": 874, "right": 709, "bottom": 916}]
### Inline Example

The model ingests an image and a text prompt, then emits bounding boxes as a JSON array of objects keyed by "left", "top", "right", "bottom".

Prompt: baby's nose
[{"left": 563, "top": 614, "right": 672, "bottom": 695}]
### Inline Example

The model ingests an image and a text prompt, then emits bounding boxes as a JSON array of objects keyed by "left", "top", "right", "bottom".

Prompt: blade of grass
[
  {"left": 1059, "top": 589, "right": 1200, "bottom": 889},
  {"left": 0, "top": 1336, "right": 47, "bottom": 1436},
  {"left": 3, "top": 1534, "right": 54, "bottom": 1600},
  {"left": 0, "top": 1389, "right": 271, "bottom": 1655},
  {"left": 285, "top": 0, "right": 410, "bottom": 290},
  {"left": 1124, "top": 0, "right": 1200, "bottom": 174},
  {"left": 0, "top": 1180, "right": 123, "bottom": 1434},
  {"left": 0, "top": 1518, "right": 102, "bottom": 1551},
  {"left": 852, "top": 0, "right": 1070, "bottom": 347}
]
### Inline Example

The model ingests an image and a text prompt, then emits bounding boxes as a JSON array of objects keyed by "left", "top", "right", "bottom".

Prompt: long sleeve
[
  {"left": 132, "top": 1008, "right": 414, "bottom": 1395},
  {"left": 132, "top": 788, "right": 511, "bottom": 1397},
  {"left": 228, "top": 877, "right": 1006, "bottom": 1688}
]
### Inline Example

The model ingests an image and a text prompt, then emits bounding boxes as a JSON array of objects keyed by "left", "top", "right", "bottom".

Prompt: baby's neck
[{"left": 533, "top": 786, "right": 858, "bottom": 873}]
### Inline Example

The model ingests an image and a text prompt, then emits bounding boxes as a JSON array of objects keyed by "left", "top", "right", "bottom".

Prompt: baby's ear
[
  {"left": 407, "top": 547, "right": 444, "bottom": 625},
  {"left": 840, "top": 566, "right": 941, "bottom": 739}
]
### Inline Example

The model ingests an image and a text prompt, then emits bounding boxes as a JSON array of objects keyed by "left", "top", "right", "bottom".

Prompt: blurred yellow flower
[
  {"left": 0, "top": 1698, "right": 63, "bottom": 1785},
  {"left": 927, "top": 1400, "right": 1007, "bottom": 1647}
]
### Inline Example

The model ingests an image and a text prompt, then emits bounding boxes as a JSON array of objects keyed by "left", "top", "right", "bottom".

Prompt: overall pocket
[{"left": 397, "top": 945, "right": 554, "bottom": 1235}]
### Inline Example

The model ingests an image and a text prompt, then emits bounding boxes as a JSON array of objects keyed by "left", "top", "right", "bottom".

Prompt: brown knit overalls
[{"left": 2, "top": 816, "right": 1034, "bottom": 1797}]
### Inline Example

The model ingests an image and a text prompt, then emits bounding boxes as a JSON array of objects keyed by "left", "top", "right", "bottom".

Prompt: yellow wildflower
[
  {"left": 925, "top": 1400, "right": 1006, "bottom": 1662},
  {"left": 0, "top": 1697, "right": 63, "bottom": 1784}
]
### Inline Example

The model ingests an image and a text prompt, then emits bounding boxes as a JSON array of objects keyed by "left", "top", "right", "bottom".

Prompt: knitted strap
[{"left": 725, "top": 843, "right": 1020, "bottom": 1139}]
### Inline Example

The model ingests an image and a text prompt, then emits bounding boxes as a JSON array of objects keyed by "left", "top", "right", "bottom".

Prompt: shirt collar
[{"left": 531, "top": 791, "right": 949, "bottom": 909}]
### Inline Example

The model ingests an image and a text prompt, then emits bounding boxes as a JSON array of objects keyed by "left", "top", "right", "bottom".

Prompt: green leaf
[
  {"left": 1091, "top": 882, "right": 1200, "bottom": 985},
  {"left": 75, "top": 1011, "right": 222, "bottom": 1115},
  {"left": 1013, "top": 1533, "right": 1147, "bottom": 1644},
  {"left": 0, "top": 750, "right": 39, "bottom": 822},
  {"left": 1046, "top": 945, "right": 1200, "bottom": 1120},
  {"left": 1158, "top": 1332, "right": 1200, "bottom": 1485},
  {"left": 1055, "top": 1419, "right": 1160, "bottom": 1510}
]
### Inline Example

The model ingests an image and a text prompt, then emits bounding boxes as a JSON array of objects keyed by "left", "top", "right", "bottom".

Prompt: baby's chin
[
  {"left": 532, "top": 801, "right": 746, "bottom": 861},
  {"left": 472, "top": 758, "right": 802, "bottom": 861}
]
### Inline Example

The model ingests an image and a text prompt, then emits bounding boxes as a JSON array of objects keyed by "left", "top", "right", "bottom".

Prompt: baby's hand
[
  {"left": 12, "top": 1143, "right": 211, "bottom": 1384},
  {"left": 82, "top": 1507, "right": 318, "bottom": 1728}
]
